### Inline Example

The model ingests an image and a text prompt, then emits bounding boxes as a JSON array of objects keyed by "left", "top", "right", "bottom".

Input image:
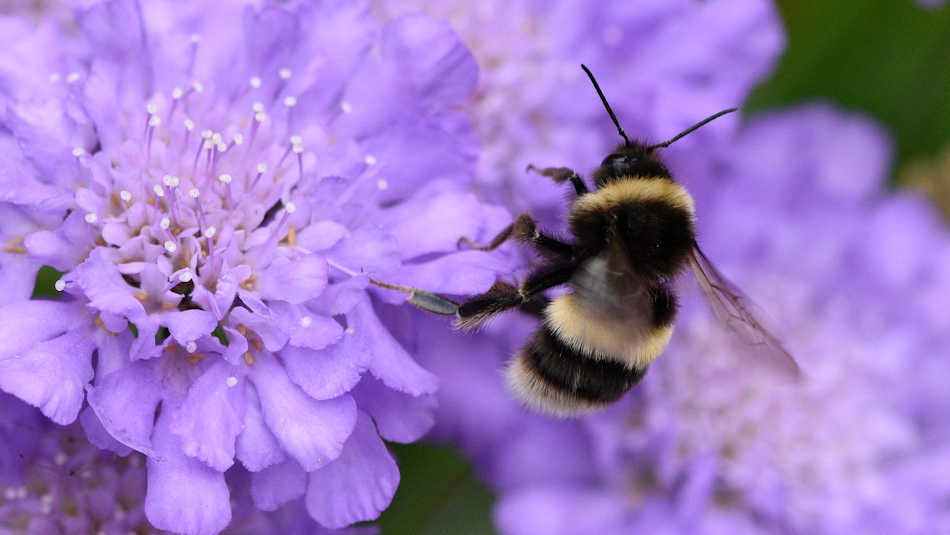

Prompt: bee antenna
[
  {"left": 647, "top": 108, "right": 738, "bottom": 151},
  {"left": 581, "top": 64, "right": 631, "bottom": 147}
]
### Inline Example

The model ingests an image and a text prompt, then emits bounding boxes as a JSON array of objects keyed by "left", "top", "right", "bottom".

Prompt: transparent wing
[{"left": 688, "top": 246, "right": 802, "bottom": 380}]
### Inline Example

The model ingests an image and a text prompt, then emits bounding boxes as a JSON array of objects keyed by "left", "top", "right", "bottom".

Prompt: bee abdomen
[{"left": 505, "top": 326, "right": 647, "bottom": 416}]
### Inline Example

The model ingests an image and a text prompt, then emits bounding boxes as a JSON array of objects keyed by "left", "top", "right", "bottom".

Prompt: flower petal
[
  {"left": 250, "top": 459, "right": 307, "bottom": 512},
  {"left": 297, "top": 221, "right": 348, "bottom": 251},
  {"left": 169, "top": 361, "right": 246, "bottom": 471},
  {"left": 271, "top": 302, "right": 343, "bottom": 351},
  {"left": 0, "top": 326, "right": 94, "bottom": 424},
  {"left": 353, "top": 376, "right": 436, "bottom": 443},
  {"left": 305, "top": 411, "right": 399, "bottom": 529},
  {"left": 257, "top": 255, "right": 328, "bottom": 305},
  {"left": 280, "top": 334, "right": 368, "bottom": 401},
  {"left": 87, "top": 360, "right": 163, "bottom": 455},
  {"left": 249, "top": 352, "right": 357, "bottom": 471},
  {"left": 236, "top": 383, "right": 286, "bottom": 472},
  {"left": 0, "top": 300, "right": 83, "bottom": 360},
  {"left": 164, "top": 309, "right": 218, "bottom": 346},
  {"left": 145, "top": 409, "right": 231, "bottom": 535},
  {"left": 79, "top": 407, "right": 133, "bottom": 456},
  {"left": 70, "top": 247, "right": 147, "bottom": 320},
  {"left": 350, "top": 298, "right": 438, "bottom": 396},
  {"left": 381, "top": 191, "right": 484, "bottom": 259}
]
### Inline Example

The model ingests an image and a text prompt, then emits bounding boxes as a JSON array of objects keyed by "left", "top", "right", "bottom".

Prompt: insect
[{"left": 375, "top": 64, "right": 801, "bottom": 416}]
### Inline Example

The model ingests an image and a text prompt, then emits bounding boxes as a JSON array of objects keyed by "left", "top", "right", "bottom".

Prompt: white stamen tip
[
  {"left": 153, "top": 184, "right": 165, "bottom": 197},
  {"left": 172, "top": 87, "right": 184, "bottom": 99},
  {"left": 186, "top": 341, "right": 198, "bottom": 353},
  {"left": 226, "top": 376, "right": 239, "bottom": 387},
  {"left": 54, "top": 279, "right": 66, "bottom": 292},
  {"left": 190, "top": 33, "right": 201, "bottom": 43},
  {"left": 252, "top": 102, "right": 264, "bottom": 113},
  {"left": 184, "top": 118, "right": 195, "bottom": 131},
  {"left": 159, "top": 217, "right": 171, "bottom": 230},
  {"left": 285, "top": 202, "right": 296, "bottom": 214},
  {"left": 148, "top": 115, "right": 162, "bottom": 127},
  {"left": 201, "top": 129, "right": 213, "bottom": 139},
  {"left": 189, "top": 188, "right": 200, "bottom": 198},
  {"left": 344, "top": 327, "right": 355, "bottom": 335},
  {"left": 84, "top": 212, "right": 98, "bottom": 223},
  {"left": 233, "top": 133, "right": 244, "bottom": 145},
  {"left": 216, "top": 142, "right": 227, "bottom": 152},
  {"left": 66, "top": 72, "right": 80, "bottom": 83},
  {"left": 203, "top": 140, "right": 214, "bottom": 150},
  {"left": 192, "top": 81, "right": 205, "bottom": 93},
  {"left": 146, "top": 102, "right": 158, "bottom": 114},
  {"left": 377, "top": 179, "right": 389, "bottom": 190},
  {"left": 72, "top": 147, "right": 85, "bottom": 157},
  {"left": 283, "top": 96, "right": 297, "bottom": 107},
  {"left": 205, "top": 226, "right": 217, "bottom": 238},
  {"left": 178, "top": 271, "right": 193, "bottom": 282},
  {"left": 217, "top": 173, "right": 233, "bottom": 184},
  {"left": 119, "top": 190, "right": 132, "bottom": 202},
  {"left": 299, "top": 316, "right": 312, "bottom": 328},
  {"left": 292, "top": 144, "right": 304, "bottom": 154},
  {"left": 279, "top": 68, "right": 292, "bottom": 79},
  {"left": 211, "top": 133, "right": 223, "bottom": 144},
  {"left": 169, "top": 176, "right": 180, "bottom": 187},
  {"left": 54, "top": 452, "right": 68, "bottom": 466},
  {"left": 290, "top": 135, "right": 303, "bottom": 145},
  {"left": 256, "top": 163, "right": 267, "bottom": 173},
  {"left": 340, "top": 101, "right": 352, "bottom": 113},
  {"left": 364, "top": 154, "right": 377, "bottom": 166},
  {"left": 164, "top": 240, "right": 177, "bottom": 253},
  {"left": 254, "top": 112, "right": 267, "bottom": 123},
  {"left": 163, "top": 174, "right": 174, "bottom": 186},
  {"left": 249, "top": 76, "right": 262, "bottom": 88}
]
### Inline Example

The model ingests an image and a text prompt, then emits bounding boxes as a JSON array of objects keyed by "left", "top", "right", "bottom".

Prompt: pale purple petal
[
  {"left": 79, "top": 406, "right": 133, "bottom": 456},
  {"left": 0, "top": 300, "right": 83, "bottom": 360},
  {"left": 305, "top": 411, "right": 399, "bottom": 529},
  {"left": 69, "top": 247, "right": 147, "bottom": 320},
  {"left": 0, "top": 326, "right": 95, "bottom": 424},
  {"left": 145, "top": 410, "right": 231, "bottom": 535},
  {"left": 164, "top": 309, "right": 218, "bottom": 346},
  {"left": 353, "top": 376, "right": 436, "bottom": 443},
  {"left": 87, "top": 360, "right": 163, "bottom": 455},
  {"left": 169, "top": 360, "right": 246, "bottom": 471},
  {"left": 250, "top": 352, "right": 357, "bottom": 471},
  {"left": 236, "top": 383, "right": 286, "bottom": 472},
  {"left": 256, "top": 255, "right": 328, "bottom": 305},
  {"left": 251, "top": 459, "right": 307, "bottom": 511},
  {"left": 351, "top": 298, "right": 438, "bottom": 396},
  {"left": 297, "top": 221, "right": 348, "bottom": 251},
  {"left": 280, "top": 335, "right": 368, "bottom": 400}
]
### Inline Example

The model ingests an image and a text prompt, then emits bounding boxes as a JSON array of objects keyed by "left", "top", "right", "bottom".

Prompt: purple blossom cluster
[
  {"left": 0, "top": 1, "right": 508, "bottom": 533},
  {"left": 376, "top": 0, "right": 950, "bottom": 533}
]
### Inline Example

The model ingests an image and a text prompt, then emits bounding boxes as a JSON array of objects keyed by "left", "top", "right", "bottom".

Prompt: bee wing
[{"left": 687, "top": 246, "right": 802, "bottom": 381}]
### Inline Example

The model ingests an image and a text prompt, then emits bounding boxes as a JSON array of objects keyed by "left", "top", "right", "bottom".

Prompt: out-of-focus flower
[
  {"left": 0, "top": 1, "right": 507, "bottom": 533},
  {"left": 374, "top": 0, "right": 950, "bottom": 533},
  {"left": 0, "top": 393, "right": 377, "bottom": 534}
]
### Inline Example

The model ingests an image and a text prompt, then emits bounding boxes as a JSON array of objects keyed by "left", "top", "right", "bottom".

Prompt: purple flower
[
  {"left": 374, "top": 1, "right": 950, "bottom": 533},
  {"left": 0, "top": 1, "right": 506, "bottom": 533}
]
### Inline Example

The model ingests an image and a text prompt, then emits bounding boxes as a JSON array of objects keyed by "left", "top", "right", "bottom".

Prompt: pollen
[
  {"left": 340, "top": 101, "right": 352, "bottom": 113},
  {"left": 377, "top": 179, "right": 389, "bottom": 190},
  {"left": 164, "top": 240, "right": 177, "bottom": 253},
  {"left": 243, "top": 351, "right": 255, "bottom": 366},
  {"left": 134, "top": 291, "right": 148, "bottom": 302},
  {"left": 364, "top": 154, "right": 377, "bottom": 166},
  {"left": 226, "top": 376, "right": 239, "bottom": 387},
  {"left": 249, "top": 76, "right": 262, "bottom": 88},
  {"left": 119, "top": 190, "right": 132, "bottom": 202},
  {"left": 283, "top": 96, "right": 297, "bottom": 107},
  {"left": 299, "top": 316, "right": 312, "bottom": 328},
  {"left": 279, "top": 68, "right": 292, "bottom": 80},
  {"left": 178, "top": 271, "right": 193, "bottom": 283},
  {"left": 72, "top": 147, "right": 85, "bottom": 157},
  {"left": 186, "top": 341, "right": 198, "bottom": 353},
  {"left": 54, "top": 279, "right": 66, "bottom": 291},
  {"left": 84, "top": 213, "right": 98, "bottom": 223}
]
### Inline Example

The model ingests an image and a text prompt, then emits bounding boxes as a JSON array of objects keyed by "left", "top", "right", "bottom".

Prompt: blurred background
[{"left": 377, "top": 1, "right": 950, "bottom": 533}]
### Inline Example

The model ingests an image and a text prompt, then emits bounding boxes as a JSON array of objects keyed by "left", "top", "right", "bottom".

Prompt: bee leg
[
  {"left": 526, "top": 164, "right": 589, "bottom": 196},
  {"left": 456, "top": 261, "right": 576, "bottom": 329},
  {"left": 459, "top": 213, "right": 573, "bottom": 258},
  {"left": 369, "top": 279, "right": 459, "bottom": 316},
  {"left": 519, "top": 296, "right": 551, "bottom": 319}
]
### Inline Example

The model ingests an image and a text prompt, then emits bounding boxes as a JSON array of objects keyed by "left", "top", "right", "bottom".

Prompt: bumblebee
[{"left": 377, "top": 65, "right": 800, "bottom": 416}]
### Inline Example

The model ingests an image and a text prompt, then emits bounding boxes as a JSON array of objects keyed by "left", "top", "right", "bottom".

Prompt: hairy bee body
[
  {"left": 506, "top": 172, "right": 697, "bottom": 415},
  {"left": 392, "top": 65, "right": 800, "bottom": 416}
]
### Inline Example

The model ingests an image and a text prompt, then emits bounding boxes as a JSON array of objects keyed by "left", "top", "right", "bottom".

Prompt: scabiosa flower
[
  {"left": 374, "top": 0, "right": 950, "bottom": 533},
  {"left": 0, "top": 1, "right": 507, "bottom": 533}
]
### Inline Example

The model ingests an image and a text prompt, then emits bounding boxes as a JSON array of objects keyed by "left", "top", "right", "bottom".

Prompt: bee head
[{"left": 594, "top": 143, "right": 670, "bottom": 187}]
